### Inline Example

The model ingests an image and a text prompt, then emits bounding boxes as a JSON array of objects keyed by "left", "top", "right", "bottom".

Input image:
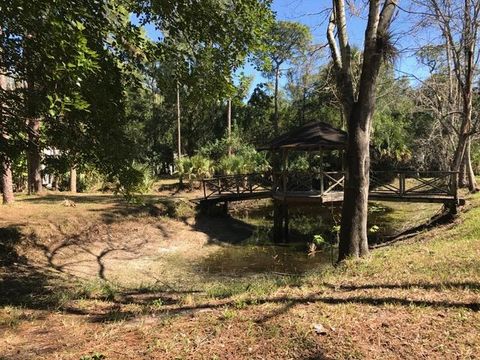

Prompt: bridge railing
[
  {"left": 202, "top": 173, "right": 273, "bottom": 199},
  {"left": 369, "top": 171, "right": 458, "bottom": 198},
  {"left": 201, "top": 170, "right": 458, "bottom": 200}
]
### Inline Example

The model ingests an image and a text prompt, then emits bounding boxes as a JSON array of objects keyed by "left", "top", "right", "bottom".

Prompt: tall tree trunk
[
  {"left": 274, "top": 66, "right": 280, "bottom": 135},
  {"left": 451, "top": 95, "right": 474, "bottom": 192},
  {"left": 70, "top": 166, "right": 77, "bottom": 193},
  {"left": 0, "top": 73, "right": 14, "bottom": 204},
  {"left": 52, "top": 174, "right": 58, "bottom": 191},
  {"left": 27, "top": 118, "right": 42, "bottom": 194},
  {"left": 448, "top": 0, "right": 478, "bottom": 193},
  {"left": 1, "top": 158, "right": 14, "bottom": 204},
  {"left": 227, "top": 98, "right": 232, "bottom": 156},
  {"left": 176, "top": 81, "right": 183, "bottom": 188},
  {"left": 176, "top": 81, "right": 182, "bottom": 159},
  {"left": 301, "top": 85, "right": 306, "bottom": 125}
]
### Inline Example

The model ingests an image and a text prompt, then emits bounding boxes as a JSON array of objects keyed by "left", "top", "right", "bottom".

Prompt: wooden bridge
[{"left": 199, "top": 170, "right": 461, "bottom": 208}]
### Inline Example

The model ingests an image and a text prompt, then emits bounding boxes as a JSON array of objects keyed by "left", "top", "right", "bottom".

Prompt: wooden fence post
[{"left": 399, "top": 173, "right": 405, "bottom": 196}]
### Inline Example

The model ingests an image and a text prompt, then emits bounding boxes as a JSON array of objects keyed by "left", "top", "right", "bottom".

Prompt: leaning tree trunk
[
  {"left": 459, "top": 153, "right": 467, "bottom": 188},
  {"left": 27, "top": 118, "right": 42, "bottom": 194},
  {"left": 1, "top": 158, "right": 14, "bottom": 204},
  {"left": 451, "top": 91, "right": 477, "bottom": 192},
  {"left": 465, "top": 137, "right": 478, "bottom": 192}
]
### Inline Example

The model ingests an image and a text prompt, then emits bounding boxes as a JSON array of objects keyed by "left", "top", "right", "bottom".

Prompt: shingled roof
[{"left": 258, "top": 121, "right": 347, "bottom": 151}]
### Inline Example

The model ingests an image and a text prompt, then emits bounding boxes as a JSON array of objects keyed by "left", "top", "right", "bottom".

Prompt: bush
[
  {"left": 175, "top": 132, "right": 271, "bottom": 186},
  {"left": 114, "top": 163, "right": 154, "bottom": 201},
  {"left": 217, "top": 149, "right": 270, "bottom": 175},
  {"left": 176, "top": 154, "right": 214, "bottom": 188}
]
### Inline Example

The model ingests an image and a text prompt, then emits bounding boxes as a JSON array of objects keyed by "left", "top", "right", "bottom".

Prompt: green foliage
[
  {"left": 0, "top": 0, "right": 275, "bottom": 199},
  {"left": 80, "top": 354, "right": 106, "bottom": 360},
  {"left": 313, "top": 234, "right": 326, "bottom": 246},
  {"left": 255, "top": 20, "right": 312, "bottom": 76},
  {"left": 217, "top": 148, "right": 270, "bottom": 175},
  {"left": 114, "top": 164, "right": 154, "bottom": 200},
  {"left": 176, "top": 155, "right": 215, "bottom": 186},
  {"left": 287, "top": 155, "right": 310, "bottom": 172}
]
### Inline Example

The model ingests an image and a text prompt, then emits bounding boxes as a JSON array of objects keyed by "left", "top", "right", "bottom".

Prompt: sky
[
  {"left": 246, "top": 0, "right": 431, "bottom": 85},
  {"left": 137, "top": 0, "right": 432, "bottom": 91}
]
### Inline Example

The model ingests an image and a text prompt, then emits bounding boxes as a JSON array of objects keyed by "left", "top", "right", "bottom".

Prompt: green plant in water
[
  {"left": 221, "top": 308, "right": 237, "bottom": 320},
  {"left": 80, "top": 354, "right": 106, "bottom": 360},
  {"left": 151, "top": 298, "right": 164, "bottom": 308},
  {"left": 313, "top": 234, "right": 326, "bottom": 245}
]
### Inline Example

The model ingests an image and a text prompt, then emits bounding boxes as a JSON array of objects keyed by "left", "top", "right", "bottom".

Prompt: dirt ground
[{"left": 0, "top": 192, "right": 479, "bottom": 359}]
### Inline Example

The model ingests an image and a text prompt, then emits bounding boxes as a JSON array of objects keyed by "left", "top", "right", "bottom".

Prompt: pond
[{"left": 196, "top": 199, "right": 442, "bottom": 276}]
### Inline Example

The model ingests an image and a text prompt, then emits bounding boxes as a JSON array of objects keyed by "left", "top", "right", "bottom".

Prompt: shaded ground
[{"left": 0, "top": 191, "right": 479, "bottom": 359}]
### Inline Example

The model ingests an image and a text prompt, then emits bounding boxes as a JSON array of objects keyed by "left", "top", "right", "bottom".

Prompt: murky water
[
  {"left": 199, "top": 243, "right": 335, "bottom": 275},
  {"left": 197, "top": 199, "right": 437, "bottom": 276},
  {"left": 197, "top": 201, "right": 340, "bottom": 275}
]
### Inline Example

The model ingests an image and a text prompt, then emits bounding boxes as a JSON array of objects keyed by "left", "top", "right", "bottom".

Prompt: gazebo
[
  {"left": 259, "top": 121, "right": 348, "bottom": 242},
  {"left": 259, "top": 121, "right": 348, "bottom": 204}
]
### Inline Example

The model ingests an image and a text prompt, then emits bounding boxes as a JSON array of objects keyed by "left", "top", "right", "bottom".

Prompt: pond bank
[{"left": 1, "top": 191, "right": 478, "bottom": 359}]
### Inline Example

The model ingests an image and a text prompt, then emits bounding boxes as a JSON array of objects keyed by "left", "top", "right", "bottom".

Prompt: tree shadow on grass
[
  {"left": 321, "top": 281, "right": 480, "bottom": 292},
  {"left": 55, "top": 284, "right": 480, "bottom": 325},
  {"left": 2, "top": 222, "right": 479, "bottom": 325},
  {"left": 0, "top": 225, "right": 72, "bottom": 309}
]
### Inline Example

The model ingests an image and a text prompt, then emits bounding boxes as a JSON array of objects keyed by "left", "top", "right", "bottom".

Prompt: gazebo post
[
  {"left": 273, "top": 149, "right": 285, "bottom": 243},
  {"left": 272, "top": 148, "right": 291, "bottom": 243},
  {"left": 319, "top": 146, "right": 324, "bottom": 195},
  {"left": 273, "top": 199, "right": 282, "bottom": 243},
  {"left": 283, "top": 149, "right": 290, "bottom": 242}
]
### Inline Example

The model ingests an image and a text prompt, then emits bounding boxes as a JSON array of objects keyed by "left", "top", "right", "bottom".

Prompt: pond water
[
  {"left": 199, "top": 243, "right": 335, "bottom": 276},
  {"left": 196, "top": 199, "right": 441, "bottom": 276}
]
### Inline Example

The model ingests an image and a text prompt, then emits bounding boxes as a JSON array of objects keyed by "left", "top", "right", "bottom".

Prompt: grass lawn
[{"left": 0, "top": 191, "right": 479, "bottom": 359}]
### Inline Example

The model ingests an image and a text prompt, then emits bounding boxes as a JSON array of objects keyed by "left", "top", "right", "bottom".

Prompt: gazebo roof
[{"left": 258, "top": 121, "right": 347, "bottom": 151}]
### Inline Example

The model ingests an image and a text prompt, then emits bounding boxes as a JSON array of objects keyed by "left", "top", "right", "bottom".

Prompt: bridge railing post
[{"left": 399, "top": 172, "right": 405, "bottom": 196}]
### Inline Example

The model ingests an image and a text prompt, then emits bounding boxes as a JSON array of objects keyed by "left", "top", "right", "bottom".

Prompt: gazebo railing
[{"left": 275, "top": 170, "right": 346, "bottom": 195}]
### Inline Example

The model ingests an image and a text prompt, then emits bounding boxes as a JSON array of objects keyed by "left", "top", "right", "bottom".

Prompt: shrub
[
  {"left": 114, "top": 163, "right": 154, "bottom": 201},
  {"left": 216, "top": 147, "right": 270, "bottom": 175},
  {"left": 176, "top": 154, "right": 214, "bottom": 188}
]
